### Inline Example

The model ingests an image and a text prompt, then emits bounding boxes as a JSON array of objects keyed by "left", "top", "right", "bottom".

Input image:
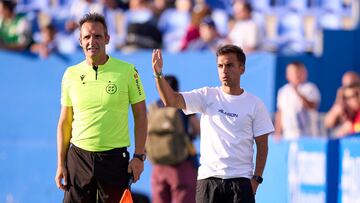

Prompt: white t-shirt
[
  {"left": 277, "top": 82, "right": 321, "bottom": 140},
  {"left": 182, "top": 87, "right": 274, "bottom": 180}
]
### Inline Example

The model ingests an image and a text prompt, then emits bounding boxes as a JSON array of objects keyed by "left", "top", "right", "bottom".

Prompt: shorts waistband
[{"left": 71, "top": 144, "right": 127, "bottom": 154}]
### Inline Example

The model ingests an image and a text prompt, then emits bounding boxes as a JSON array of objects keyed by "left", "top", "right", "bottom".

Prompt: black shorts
[
  {"left": 196, "top": 177, "right": 255, "bottom": 203},
  {"left": 64, "top": 145, "right": 131, "bottom": 203}
]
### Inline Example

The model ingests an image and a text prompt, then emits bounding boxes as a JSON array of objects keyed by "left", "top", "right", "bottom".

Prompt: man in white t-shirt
[
  {"left": 151, "top": 45, "right": 274, "bottom": 203},
  {"left": 275, "top": 61, "right": 321, "bottom": 140}
]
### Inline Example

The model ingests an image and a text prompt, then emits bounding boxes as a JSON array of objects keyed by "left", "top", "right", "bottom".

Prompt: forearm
[
  {"left": 57, "top": 122, "right": 72, "bottom": 167},
  {"left": 298, "top": 94, "right": 317, "bottom": 109},
  {"left": 324, "top": 110, "right": 339, "bottom": 128},
  {"left": 133, "top": 116, "right": 147, "bottom": 154},
  {"left": 155, "top": 77, "right": 185, "bottom": 109},
  {"left": 254, "top": 136, "right": 269, "bottom": 176}
]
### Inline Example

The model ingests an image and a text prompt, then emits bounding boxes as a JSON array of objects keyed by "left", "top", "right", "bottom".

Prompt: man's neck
[
  {"left": 86, "top": 55, "right": 109, "bottom": 66},
  {"left": 221, "top": 86, "right": 244, "bottom": 95}
]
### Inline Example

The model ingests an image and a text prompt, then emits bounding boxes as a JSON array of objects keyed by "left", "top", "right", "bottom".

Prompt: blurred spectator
[
  {"left": 65, "top": 0, "right": 103, "bottom": 33},
  {"left": 124, "top": 0, "right": 154, "bottom": 24},
  {"left": 277, "top": 3, "right": 307, "bottom": 54},
  {"left": 121, "top": 0, "right": 161, "bottom": 52},
  {"left": 100, "top": 0, "right": 125, "bottom": 52},
  {"left": 158, "top": 0, "right": 192, "bottom": 52},
  {"left": 324, "top": 71, "right": 360, "bottom": 137},
  {"left": 180, "top": 0, "right": 211, "bottom": 51},
  {"left": 151, "top": 0, "right": 174, "bottom": 21},
  {"left": 0, "top": 0, "right": 32, "bottom": 51},
  {"left": 30, "top": 23, "right": 57, "bottom": 58},
  {"left": 342, "top": 83, "right": 360, "bottom": 134},
  {"left": 228, "top": 0, "right": 261, "bottom": 53},
  {"left": 275, "top": 61, "right": 321, "bottom": 140},
  {"left": 148, "top": 75, "right": 200, "bottom": 203},
  {"left": 186, "top": 16, "right": 226, "bottom": 52},
  {"left": 319, "top": 6, "right": 342, "bottom": 30}
]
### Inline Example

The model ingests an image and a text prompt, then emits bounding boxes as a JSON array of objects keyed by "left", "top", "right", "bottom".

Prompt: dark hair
[
  {"left": 216, "top": 44, "right": 246, "bottom": 66},
  {"left": 243, "top": 1, "right": 253, "bottom": 13},
  {"left": 1, "top": 0, "right": 16, "bottom": 12},
  {"left": 79, "top": 13, "right": 108, "bottom": 34},
  {"left": 165, "top": 75, "right": 179, "bottom": 92}
]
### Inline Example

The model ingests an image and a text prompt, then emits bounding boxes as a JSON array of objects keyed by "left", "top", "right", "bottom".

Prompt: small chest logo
[
  {"left": 106, "top": 84, "right": 117, "bottom": 94},
  {"left": 80, "top": 75, "right": 85, "bottom": 81}
]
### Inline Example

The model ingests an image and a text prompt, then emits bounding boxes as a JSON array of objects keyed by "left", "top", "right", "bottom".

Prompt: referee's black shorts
[
  {"left": 196, "top": 177, "right": 255, "bottom": 203},
  {"left": 64, "top": 145, "right": 131, "bottom": 203}
]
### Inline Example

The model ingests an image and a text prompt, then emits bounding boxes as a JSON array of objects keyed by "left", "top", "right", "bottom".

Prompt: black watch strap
[
  {"left": 252, "top": 175, "right": 263, "bottom": 184},
  {"left": 133, "top": 153, "right": 146, "bottom": 161}
]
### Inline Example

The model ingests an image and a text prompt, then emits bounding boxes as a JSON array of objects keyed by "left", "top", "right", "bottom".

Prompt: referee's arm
[{"left": 55, "top": 106, "right": 73, "bottom": 191}]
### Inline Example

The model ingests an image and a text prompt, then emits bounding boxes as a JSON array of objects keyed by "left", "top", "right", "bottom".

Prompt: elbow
[{"left": 162, "top": 99, "right": 176, "bottom": 108}]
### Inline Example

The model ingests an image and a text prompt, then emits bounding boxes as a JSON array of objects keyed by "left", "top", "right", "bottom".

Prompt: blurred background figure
[
  {"left": 157, "top": 0, "right": 192, "bottom": 52},
  {"left": 65, "top": 0, "right": 103, "bottom": 33},
  {"left": 275, "top": 61, "right": 321, "bottom": 140},
  {"left": 0, "top": 0, "right": 32, "bottom": 51},
  {"left": 228, "top": 0, "right": 261, "bottom": 53},
  {"left": 324, "top": 71, "right": 360, "bottom": 137},
  {"left": 276, "top": 0, "right": 308, "bottom": 54},
  {"left": 341, "top": 83, "right": 360, "bottom": 134},
  {"left": 100, "top": 0, "right": 125, "bottom": 52},
  {"left": 179, "top": 0, "right": 211, "bottom": 51},
  {"left": 151, "top": 0, "right": 174, "bottom": 21},
  {"left": 147, "top": 75, "right": 200, "bottom": 203},
  {"left": 30, "top": 23, "right": 57, "bottom": 58},
  {"left": 185, "top": 16, "right": 226, "bottom": 52},
  {"left": 121, "top": 0, "right": 162, "bottom": 52}
]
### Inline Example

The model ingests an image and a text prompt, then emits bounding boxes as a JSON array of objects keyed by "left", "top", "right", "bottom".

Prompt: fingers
[
  {"left": 55, "top": 174, "right": 67, "bottom": 191},
  {"left": 128, "top": 159, "right": 144, "bottom": 183}
]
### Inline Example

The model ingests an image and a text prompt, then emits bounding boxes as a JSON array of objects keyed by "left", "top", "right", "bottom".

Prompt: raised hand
[{"left": 152, "top": 49, "right": 163, "bottom": 74}]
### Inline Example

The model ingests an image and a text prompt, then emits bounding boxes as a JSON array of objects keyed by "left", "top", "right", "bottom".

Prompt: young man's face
[
  {"left": 286, "top": 64, "right": 306, "bottom": 86},
  {"left": 217, "top": 53, "right": 244, "bottom": 88},
  {"left": 199, "top": 24, "right": 215, "bottom": 43},
  {"left": 79, "top": 21, "right": 109, "bottom": 60}
]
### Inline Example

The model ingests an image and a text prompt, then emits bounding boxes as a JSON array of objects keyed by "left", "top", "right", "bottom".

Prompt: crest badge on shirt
[{"left": 106, "top": 83, "right": 117, "bottom": 94}]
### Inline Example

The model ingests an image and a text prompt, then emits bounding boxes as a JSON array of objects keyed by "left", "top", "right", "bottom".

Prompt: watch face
[
  {"left": 134, "top": 154, "right": 146, "bottom": 161},
  {"left": 253, "top": 176, "right": 263, "bottom": 183}
]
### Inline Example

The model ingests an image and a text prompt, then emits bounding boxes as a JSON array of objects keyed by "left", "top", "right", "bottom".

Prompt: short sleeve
[
  {"left": 61, "top": 70, "right": 72, "bottom": 107},
  {"left": 128, "top": 66, "right": 146, "bottom": 104},
  {"left": 181, "top": 87, "right": 206, "bottom": 115},
  {"left": 253, "top": 100, "right": 274, "bottom": 137}
]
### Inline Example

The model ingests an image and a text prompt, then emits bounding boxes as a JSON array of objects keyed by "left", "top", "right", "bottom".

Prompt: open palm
[{"left": 152, "top": 49, "right": 163, "bottom": 74}]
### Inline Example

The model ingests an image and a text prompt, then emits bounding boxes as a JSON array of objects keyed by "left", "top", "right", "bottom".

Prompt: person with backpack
[
  {"left": 151, "top": 45, "right": 274, "bottom": 203},
  {"left": 146, "top": 75, "right": 200, "bottom": 203}
]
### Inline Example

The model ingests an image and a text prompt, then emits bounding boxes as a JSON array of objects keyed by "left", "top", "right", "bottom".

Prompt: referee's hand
[
  {"left": 128, "top": 158, "right": 144, "bottom": 183},
  {"left": 55, "top": 165, "right": 68, "bottom": 191}
]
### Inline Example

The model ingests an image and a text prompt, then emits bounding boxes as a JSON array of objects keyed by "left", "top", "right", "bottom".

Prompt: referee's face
[{"left": 79, "top": 21, "right": 110, "bottom": 61}]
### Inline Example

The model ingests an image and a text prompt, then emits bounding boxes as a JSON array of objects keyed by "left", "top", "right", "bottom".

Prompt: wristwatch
[
  {"left": 252, "top": 175, "right": 263, "bottom": 184},
  {"left": 133, "top": 153, "right": 146, "bottom": 161},
  {"left": 153, "top": 71, "right": 163, "bottom": 79}
]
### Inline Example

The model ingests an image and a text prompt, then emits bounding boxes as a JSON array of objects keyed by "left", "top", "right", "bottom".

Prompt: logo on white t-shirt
[{"left": 218, "top": 109, "right": 238, "bottom": 117}]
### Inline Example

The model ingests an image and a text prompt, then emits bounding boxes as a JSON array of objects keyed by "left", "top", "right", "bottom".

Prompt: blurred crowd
[
  {"left": 274, "top": 61, "right": 360, "bottom": 140},
  {"left": 0, "top": 0, "right": 359, "bottom": 58}
]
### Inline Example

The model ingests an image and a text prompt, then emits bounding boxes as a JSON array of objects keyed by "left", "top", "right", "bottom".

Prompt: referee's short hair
[{"left": 79, "top": 13, "right": 108, "bottom": 34}]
